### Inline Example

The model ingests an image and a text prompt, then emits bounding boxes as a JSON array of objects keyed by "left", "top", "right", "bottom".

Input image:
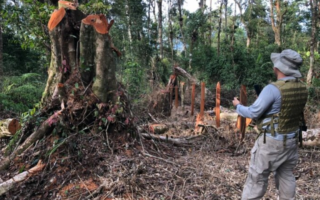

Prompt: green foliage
[
  {"left": 0, "top": 73, "right": 45, "bottom": 113},
  {"left": 189, "top": 42, "right": 276, "bottom": 90},
  {"left": 121, "top": 61, "right": 149, "bottom": 100},
  {"left": 78, "top": 1, "right": 112, "bottom": 14},
  {"left": 2, "top": 0, "right": 52, "bottom": 56},
  {"left": 2, "top": 33, "right": 46, "bottom": 75}
]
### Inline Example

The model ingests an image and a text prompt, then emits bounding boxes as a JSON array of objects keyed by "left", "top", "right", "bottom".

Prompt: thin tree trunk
[
  {"left": 224, "top": 0, "right": 228, "bottom": 40},
  {"left": 168, "top": 0, "right": 174, "bottom": 60},
  {"left": 148, "top": 0, "right": 151, "bottom": 40},
  {"left": 209, "top": 0, "right": 212, "bottom": 45},
  {"left": 178, "top": 0, "right": 186, "bottom": 56},
  {"left": 157, "top": 0, "right": 163, "bottom": 58},
  {"left": 307, "top": 0, "right": 317, "bottom": 86},
  {"left": 234, "top": 0, "right": 251, "bottom": 48},
  {"left": 0, "top": 22, "right": 3, "bottom": 77},
  {"left": 269, "top": 0, "right": 286, "bottom": 47},
  {"left": 217, "top": 2, "right": 223, "bottom": 56},
  {"left": 125, "top": 0, "right": 133, "bottom": 49}
]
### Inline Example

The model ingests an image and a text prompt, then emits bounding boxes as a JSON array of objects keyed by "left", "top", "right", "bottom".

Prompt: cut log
[
  {"left": 302, "top": 129, "right": 320, "bottom": 147},
  {"left": 141, "top": 133, "right": 204, "bottom": 146},
  {"left": 0, "top": 160, "right": 45, "bottom": 195},
  {"left": 149, "top": 124, "right": 169, "bottom": 134},
  {"left": 0, "top": 118, "right": 21, "bottom": 138}
]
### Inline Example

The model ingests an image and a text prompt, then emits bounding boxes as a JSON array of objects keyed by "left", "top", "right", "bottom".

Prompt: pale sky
[{"left": 183, "top": 0, "right": 219, "bottom": 13}]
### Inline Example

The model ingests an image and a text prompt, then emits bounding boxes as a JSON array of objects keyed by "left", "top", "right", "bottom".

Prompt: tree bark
[
  {"left": 217, "top": 2, "right": 223, "bottom": 56},
  {"left": 234, "top": 0, "right": 252, "bottom": 48},
  {"left": 269, "top": 0, "right": 286, "bottom": 47},
  {"left": 125, "top": 0, "right": 133, "bottom": 49},
  {"left": 177, "top": 0, "right": 186, "bottom": 56},
  {"left": 307, "top": 0, "right": 317, "bottom": 86},
  {"left": 0, "top": 21, "right": 3, "bottom": 77}
]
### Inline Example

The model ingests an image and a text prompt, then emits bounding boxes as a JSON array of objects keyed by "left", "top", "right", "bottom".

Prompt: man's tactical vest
[{"left": 257, "top": 78, "right": 308, "bottom": 144}]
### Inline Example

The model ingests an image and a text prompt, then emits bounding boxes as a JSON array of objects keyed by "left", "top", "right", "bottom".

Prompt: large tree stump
[{"left": 0, "top": 3, "right": 130, "bottom": 172}]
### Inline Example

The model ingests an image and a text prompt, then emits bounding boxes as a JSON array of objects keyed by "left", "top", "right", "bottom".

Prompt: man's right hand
[{"left": 233, "top": 97, "right": 240, "bottom": 108}]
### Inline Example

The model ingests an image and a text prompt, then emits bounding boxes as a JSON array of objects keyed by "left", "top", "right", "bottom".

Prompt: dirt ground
[{"left": 0, "top": 106, "right": 320, "bottom": 200}]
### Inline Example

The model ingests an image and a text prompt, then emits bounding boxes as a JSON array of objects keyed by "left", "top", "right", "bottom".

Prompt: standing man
[{"left": 233, "top": 49, "right": 308, "bottom": 200}]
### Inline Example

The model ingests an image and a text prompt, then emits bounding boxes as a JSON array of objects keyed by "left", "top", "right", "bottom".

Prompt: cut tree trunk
[{"left": 1, "top": 6, "right": 130, "bottom": 171}]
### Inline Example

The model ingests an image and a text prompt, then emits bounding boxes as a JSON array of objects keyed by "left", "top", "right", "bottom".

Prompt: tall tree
[
  {"left": 0, "top": 18, "right": 3, "bottom": 77},
  {"left": 269, "top": 0, "right": 287, "bottom": 47},
  {"left": 234, "top": 0, "right": 252, "bottom": 47},
  {"left": 217, "top": 2, "right": 223, "bottom": 55},
  {"left": 0, "top": 0, "right": 3, "bottom": 77},
  {"left": 177, "top": 0, "right": 186, "bottom": 55},
  {"left": 125, "top": 0, "right": 133, "bottom": 49},
  {"left": 157, "top": 0, "right": 163, "bottom": 58},
  {"left": 307, "top": 0, "right": 318, "bottom": 85}
]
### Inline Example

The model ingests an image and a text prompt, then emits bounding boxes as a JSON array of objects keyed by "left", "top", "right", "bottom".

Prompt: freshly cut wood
[
  {"left": 215, "top": 82, "right": 221, "bottom": 127},
  {"left": 302, "top": 129, "right": 320, "bottom": 147},
  {"left": 195, "top": 83, "right": 205, "bottom": 134},
  {"left": 149, "top": 124, "right": 169, "bottom": 134},
  {"left": 0, "top": 118, "right": 21, "bottom": 138},
  {"left": 239, "top": 85, "right": 247, "bottom": 140},
  {"left": 220, "top": 113, "right": 238, "bottom": 121},
  {"left": 0, "top": 160, "right": 45, "bottom": 195}
]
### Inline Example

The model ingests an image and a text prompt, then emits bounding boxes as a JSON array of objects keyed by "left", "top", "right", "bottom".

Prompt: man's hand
[{"left": 233, "top": 97, "right": 240, "bottom": 108}]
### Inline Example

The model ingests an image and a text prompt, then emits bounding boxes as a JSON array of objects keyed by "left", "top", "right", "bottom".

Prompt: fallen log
[
  {"left": 0, "top": 118, "right": 21, "bottom": 138},
  {"left": 141, "top": 133, "right": 204, "bottom": 146},
  {"left": 0, "top": 160, "right": 45, "bottom": 195},
  {"left": 302, "top": 129, "right": 320, "bottom": 147},
  {"left": 0, "top": 112, "right": 58, "bottom": 171}
]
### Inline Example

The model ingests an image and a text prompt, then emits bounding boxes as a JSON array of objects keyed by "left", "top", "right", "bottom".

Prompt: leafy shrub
[{"left": 0, "top": 73, "right": 45, "bottom": 113}]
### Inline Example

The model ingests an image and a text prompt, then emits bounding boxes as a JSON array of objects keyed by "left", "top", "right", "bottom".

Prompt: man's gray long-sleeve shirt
[{"left": 236, "top": 77, "right": 297, "bottom": 140}]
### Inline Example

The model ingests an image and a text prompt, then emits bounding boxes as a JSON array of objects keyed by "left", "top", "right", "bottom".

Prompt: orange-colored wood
[
  {"left": 239, "top": 85, "right": 247, "bottom": 140},
  {"left": 200, "top": 82, "right": 205, "bottom": 118},
  {"left": 57, "top": 83, "right": 64, "bottom": 88},
  {"left": 215, "top": 82, "right": 221, "bottom": 127},
  {"left": 236, "top": 117, "right": 252, "bottom": 129},
  {"left": 169, "top": 86, "right": 173, "bottom": 109},
  {"left": 175, "top": 86, "right": 179, "bottom": 108},
  {"left": 8, "top": 119, "right": 21, "bottom": 135},
  {"left": 47, "top": 7, "right": 66, "bottom": 31},
  {"left": 191, "top": 83, "right": 195, "bottom": 116},
  {"left": 82, "top": 14, "right": 109, "bottom": 34}
]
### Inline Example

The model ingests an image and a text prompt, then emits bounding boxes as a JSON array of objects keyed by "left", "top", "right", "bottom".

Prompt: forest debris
[
  {"left": 148, "top": 113, "right": 159, "bottom": 123},
  {"left": 149, "top": 124, "right": 169, "bottom": 134},
  {"left": 0, "top": 118, "right": 21, "bottom": 138},
  {"left": 302, "top": 129, "right": 320, "bottom": 147},
  {"left": 141, "top": 133, "right": 203, "bottom": 146},
  {"left": 0, "top": 160, "right": 45, "bottom": 195}
]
